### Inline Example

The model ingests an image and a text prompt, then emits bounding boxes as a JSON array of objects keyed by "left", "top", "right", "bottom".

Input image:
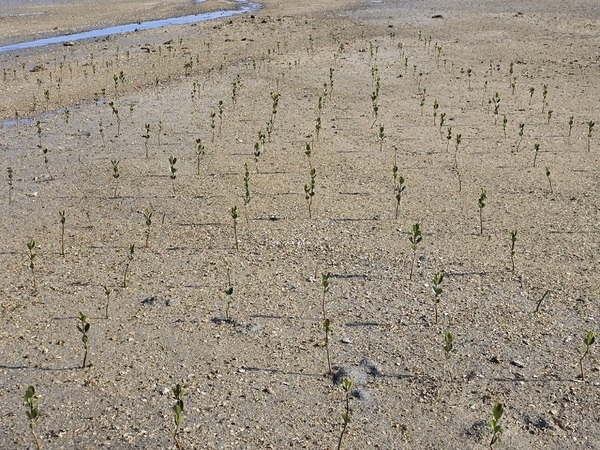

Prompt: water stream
[{"left": 0, "top": 0, "right": 261, "bottom": 53}]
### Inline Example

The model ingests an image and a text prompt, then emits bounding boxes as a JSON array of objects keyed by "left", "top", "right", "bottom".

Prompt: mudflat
[{"left": 0, "top": 0, "right": 599, "bottom": 448}]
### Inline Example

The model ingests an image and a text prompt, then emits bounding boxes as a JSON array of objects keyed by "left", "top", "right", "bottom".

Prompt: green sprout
[
  {"left": 231, "top": 206, "right": 239, "bottom": 251},
  {"left": 253, "top": 142, "right": 261, "bottom": 173},
  {"left": 446, "top": 127, "right": 452, "bottom": 152},
  {"left": 431, "top": 272, "right": 443, "bottom": 324},
  {"left": 454, "top": 133, "right": 462, "bottom": 167},
  {"left": 336, "top": 377, "right": 354, "bottom": 450},
  {"left": 323, "top": 317, "right": 333, "bottom": 375},
  {"left": 143, "top": 208, "right": 152, "bottom": 248},
  {"left": 321, "top": 272, "right": 331, "bottom": 321},
  {"left": 490, "top": 401, "right": 504, "bottom": 449},
  {"left": 304, "top": 168, "right": 316, "bottom": 219},
  {"left": 111, "top": 159, "right": 120, "bottom": 198},
  {"left": 169, "top": 156, "right": 177, "bottom": 196},
  {"left": 579, "top": 330, "right": 595, "bottom": 380},
  {"left": 102, "top": 284, "right": 111, "bottom": 319},
  {"left": 568, "top": 116, "right": 574, "bottom": 139},
  {"left": 492, "top": 92, "right": 500, "bottom": 124},
  {"left": 42, "top": 147, "right": 53, "bottom": 181},
  {"left": 408, "top": 223, "right": 422, "bottom": 280},
  {"left": 443, "top": 331, "right": 455, "bottom": 380},
  {"left": 587, "top": 120, "right": 595, "bottom": 152},
  {"left": 528, "top": 86, "right": 535, "bottom": 104},
  {"left": 545, "top": 167, "right": 553, "bottom": 194},
  {"left": 123, "top": 244, "right": 134, "bottom": 288},
  {"left": 516, "top": 123, "right": 525, "bottom": 152},
  {"left": 218, "top": 100, "right": 224, "bottom": 134},
  {"left": 223, "top": 265, "right": 234, "bottom": 322},
  {"left": 378, "top": 124, "right": 385, "bottom": 151},
  {"left": 63, "top": 106, "right": 70, "bottom": 125},
  {"left": 108, "top": 101, "right": 121, "bottom": 136},
  {"left": 24, "top": 386, "right": 42, "bottom": 450},
  {"left": 502, "top": 115, "right": 508, "bottom": 138},
  {"left": 210, "top": 111, "right": 216, "bottom": 143},
  {"left": 195, "top": 138, "right": 205, "bottom": 175},
  {"left": 533, "top": 143, "right": 540, "bottom": 168},
  {"left": 77, "top": 311, "right": 90, "bottom": 369},
  {"left": 392, "top": 151, "right": 405, "bottom": 220},
  {"left": 433, "top": 98, "right": 439, "bottom": 125},
  {"left": 547, "top": 110, "right": 553, "bottom": 125},
  {"left": 27, "top": 239, "right": 37, "bottom": 293},
  {"left": 243, "top": 163, "right": 251, "bottom": 223},
  {"left": 7, "top": 166, "right": 14, "bottom": 205},
  {"left": 478, "top": 188, "right": 487, "bottom": 236},
  {"left": 541, "top": 84, "right": 548, "bottom": 112},
  {"left": 59, "top": 210, "right": 66, "bottom": 256},
  {"left": 172, "top": 384, "right": 185, "bottom": 450},
  {"left": 143, "top": 123, "right": 150, "bottom": 158},
  {"left": 509, "top": 230, "right": 517, "bottom": 272}
]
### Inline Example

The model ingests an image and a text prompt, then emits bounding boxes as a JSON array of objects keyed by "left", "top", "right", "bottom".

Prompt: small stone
[
  {"left": 142, "top": 296, "right": 157, "bottom": 306},
  {"left": 341, "top": 337, "right": 352, "bottom": 344},
  {"left": 510, "top": 359, "right": 526, "bottom": 368},
  {"left": 63, "top": 41, "right": 75, "bottom": 47},
  {"left": 165, "top": 298, "right": 178, "bottom": 307}
]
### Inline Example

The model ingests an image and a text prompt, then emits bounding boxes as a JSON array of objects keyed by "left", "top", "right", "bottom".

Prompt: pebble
[
  {"left": 510, "top": 359, "right": 526, "bottom": 368},
  {"left": 341, "top": 337, "right": 352, "bottom": 344}
]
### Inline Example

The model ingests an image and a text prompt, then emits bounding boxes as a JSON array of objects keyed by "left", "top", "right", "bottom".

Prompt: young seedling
[
  {"left": 478, "top": 188, "right": 487, "bottom": 236},
  {"left": 111, "top": 159, "right": 120, "bottom": 198},
  {"left": 253, "top": 142, "right": 261, "bottom": 173},
  {"left": 7, "top": 166, "right": 14, "bottom": 205},
  {"left": 210, "top": 111, "right": 216, "bottom": 143},
  {"left": 108, "top": 101, "right": 121, "bottom": 136},
  {"left": 492, "top": 92, "right": 500, "bottom": 125},
  {"left": 27, "top": 239, "right": 37, "bottom": 293},
  {"left": 432, "top": 98, "right": 439, "bottom": 125},
  {"left": 502, "top": 115, "right": 508, "bottom": 138},
  {"left": 545, "top": 167, "right": 553, "bottom": 194},
  {"left": 320, "top": 272, "right": 331, "bottom": 321},
  {"left": 336, "top": 377, "right": 354, "bottom": 450},
  {"left": 541, "top": 84, "right": 548, "bottom": 113},
  {"left": 102, "top": 284, "right": 111, "bottom": 319},
  {"left": 579, "top": 330, "right": 595, "bottom": 380},
  {"left": 378, "top": 124, "right": 385, "bottom": 151},
  {"left": 143, "top": 123, "right": 150, "bottom": 158},
  {"left": 304, "top": 168, "right": 316, "bottom": 219},
  {"left": 516, "top": 123, "right": 525, "bottom": 152},
  {"left": 509, "top": 230, "right": 517, "bottom": 272},
  {"left": 243, "top": 163, "right": 251, "bottom": 223},
  {"left": 454, "top": 133, "right": 462, "bottom": 168},
  {"left": 305, "top": 142, "right": 313, "bottom": 169},
  {"left": 392, "top": 152, "right": 405, "bottom": 220},
  {"left": 222, "top": 264, "right": 235, "bottom": 322},
  {"left": 172, "top": 384, "right": 185, "bottom": 450},
  {"left": 169, "top": 156, "right": 177, "bottom": 196},
  {"left": 231, "top": 206, "right": 239, "bottom": 251},
  {"left": 24, "top": 386, "right": 42, "bottom": 450},
  {"left": 446, "top": 127, "right": 452, "bottom": 152},
  {"left": 442, "top": 331, "right": 455, "bottom": 380},
  {"left": 431, "top": 272, "right": 443, "bottom": 324},
  {"left": 547, "top": 110, "right": 553, "bottom": 125},
  {"left": 195, "top": 139, "right": 205, "bottom": 175},
  {"left": 439, "top": 112, "right": 446, "bottom": 137},
  {"left": 568, "top": 116, "right": 574, "bottom": 139},
  {"left": 122, "top": 244, "right": 134, "bottom": 288},
  {"left": 533, "top": 143, "right": 540, "bottom": 168},
  {"left": 528, "top": 86, "right": 535, "bottom": 105},
  {"left": 77, "top": 311, "right": 90, "bottom": 369},
  {"left": 587, "top": 120, "right": 595, "bottom": 152},
  {"left": 42, "top": 147, "right": 53, "bottom": 181},
  {"left": 143, "top": 208, "right": 152, "bottom": 248},
  {"left": 408, "top": 223, "right": 422, "bottom": 280},
  {"left": 490, "top": 401, "right": 504, "bottom": 449},
  {"left": 218, "top": 100, "right": 224, "bottom": 134},
  {"left": 323, "top": 317, "right": 333, "bottom": 375},
  {"left": 59, "top": 210, "right": 66, "bottom": 256},
  {"left": 63, "top": 106, "right": 70, "bottom": 125}
]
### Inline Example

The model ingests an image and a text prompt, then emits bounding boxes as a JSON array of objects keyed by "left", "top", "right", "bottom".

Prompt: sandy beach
[{"left": 0, "top": 0, "right": 599, "bottom": 448}]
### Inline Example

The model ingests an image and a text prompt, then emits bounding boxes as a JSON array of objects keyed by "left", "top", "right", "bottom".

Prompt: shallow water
[{"left": 0, "top": 0, "right": 260, "bottom": 53}]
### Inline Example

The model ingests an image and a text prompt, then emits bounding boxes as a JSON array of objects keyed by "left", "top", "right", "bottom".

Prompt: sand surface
[{"left": 0, "top": 0, "right": 599, "bottom": 449}]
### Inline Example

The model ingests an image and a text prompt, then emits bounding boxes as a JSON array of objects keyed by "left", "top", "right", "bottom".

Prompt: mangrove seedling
[
  {"left": 547, "top": 110, "right": 553, "bottom": 125},
  {"left": 478, "top": 188, "right": 487, "bottom": 235},
  {"left": 63, "top": 106, "right": 70, "bottom": 125},
  {"left": 392, "top": 152, "right": 405, "bottom": 219},
  {"left": 378, "top": 124, "right": 385, "bottom": 151},
  {"left": 528, "top": 86, "right": 535, "bottom": 104},
  {"left": 579, "top": 330, "right": 595, "bottom": 380},
  {"left": 7, "top": 166, "right": 14, "bottom": 205},
  {"left": 545, "top": 167, "right": 553, "bottom": 194},
  {"left": 315, "top": 116, "right": 322, "bottom": 141},
  {"left": 321, "top": 272, "right": 331, "bottom": 321},
  {"left": 446, "top": 127, "right": 452, "bottom": 152},
  {"left": 431, "top": 272, "right": 443, "bottom": 324},
  {"left": 111, "top": 159, "right": 120, "bottom": 198},
  {"left": 218, "top": 100, "right": 224, "bottom": 134},
  {"left": 195, "top": 139, "right": 205, "bottom": 175},
  {"left": 454, "top": 133, "right": 462, "bottom": 168},
  {"left": 108, "top": 101, "right": 121, "bottom": 136},
  {"left": 541, "top": 83, "right": 548, "bottom": 112},
  {"left": 102, "top": 284, "right": 111, "bottom": 319},
  {"left": 143, "top": 208, "right": 152, "bottom": 248},
  {"left": 443, "top": 331, "right": 455, "bottom": 380},
  {"left": 533, "top": 143, "right": 540, "bottom": 168},
  {"left": 408, "top": 223, "right": 422, "bottom": 280},
  {"left": 143, "top": 123, "right": 150, "bottom": 158},
  {"left": 432, "top": 98, "right": 439, "bottom": 125},
  {"left": 231, "top": 206, "right": 239, "bottom": 251},
  {"left": 304, "top": 168, "right": 316, "bottom": 219},
  {"left": 568, "top": 116, "right": 574, "bottom": 139},
  {"left": 492, "top": 92, "right": 500, "bottom": 125},
  {"left": 77, "top": 311, "right": 90, "bottom": 369},
  {"left": 59, "top": 210, "right": 66, "bottom": 256},
  {"left": 169, "top": 156, "right": 177, "bottom": 196},
  {"left": 516, "top": 123, "right": 525, "bottom": 152},
  {"left": 223, "top": 265, "right": 234, "bottom": 322},
  {"left": 27, "top": 239, "right": 37, "bottom": 292},
  {"left": 509, "top": 230, "right": 517, "bottom": 272},
  {"left": 490, "top": 401, "right": 504, "bottom": 449},
  {"left": 42, "top": 147, "right": 53, "bottom": 181},
  {"left": 253, "top": 142, "right": 261, "bottom": 173},
  {"left": 24, "top": 386, "right": 42, "bottom": 450},
  {"left": 587, "top": 120, "right": 595, "bottom": 152},
  {"left": 123, "top": 244, "right": 134, "bottom": 288},
  {"left": 210, "top": 111, "right": 216, "bottom": 143},
  {"left": 172, "top": 384, "right": 185, "bottom": 450},
  {"left": 323, "top": 317, "right": 333, "bottom": 375},
  {"left": 243, "top": 163, "right": 251, "bottom": 222},
  {"left": 305, "top": 142, "right": 313, "bottom": 169},
  {"left": 502, "top": 115, "right": 508, "bottom": 138},
  {"left": 337, "top": 377, "right": 354, "bottom": 450}
]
